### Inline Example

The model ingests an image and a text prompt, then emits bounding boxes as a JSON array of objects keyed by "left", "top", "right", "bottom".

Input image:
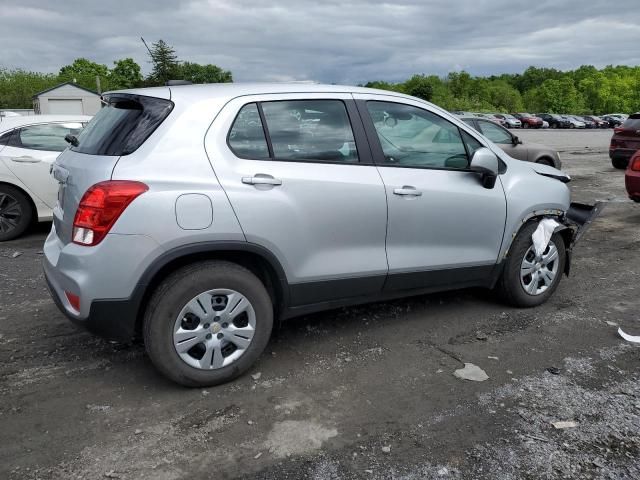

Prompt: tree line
[
  {"left": 366, "top": 65, "right": 640, "bottom": 115},
  {"left": 1, "top": 39, "right": 639, "bottom": 115},
  {"left": 0, "top": 39, "right": 232, "bottom": 109}
]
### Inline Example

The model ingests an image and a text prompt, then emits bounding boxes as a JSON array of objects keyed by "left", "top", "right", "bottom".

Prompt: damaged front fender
[{"left": 559, "top": 201, "right": 605, "bottom": 275}]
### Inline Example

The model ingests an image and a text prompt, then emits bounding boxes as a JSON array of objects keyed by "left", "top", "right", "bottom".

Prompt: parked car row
[{"left": 454, "top": 112, "right": 629, "bottom": 129}]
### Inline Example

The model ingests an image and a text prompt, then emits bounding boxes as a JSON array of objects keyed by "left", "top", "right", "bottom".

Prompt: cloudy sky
[{"left": 1, "top": 0, "right": 639, "bottom": 84}]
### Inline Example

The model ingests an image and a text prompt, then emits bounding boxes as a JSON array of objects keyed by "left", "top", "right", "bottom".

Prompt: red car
[
  {"left": 512, "top": 113, "right": 543, "bottom": 129},
  {"left": 626, "top": 150, "right": 640, "bottom": 202},
  {"left": 610, "top": 113, "right": 640, "bottom": 169}
]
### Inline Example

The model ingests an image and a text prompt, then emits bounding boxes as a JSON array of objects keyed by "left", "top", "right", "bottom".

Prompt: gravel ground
[{"left": 0, "top": 129, "right": 638, "bottom": 480}]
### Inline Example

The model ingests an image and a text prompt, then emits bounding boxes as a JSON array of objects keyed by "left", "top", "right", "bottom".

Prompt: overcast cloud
[{"left": 1, "top": 0, "right": 639, "bottom": 84}]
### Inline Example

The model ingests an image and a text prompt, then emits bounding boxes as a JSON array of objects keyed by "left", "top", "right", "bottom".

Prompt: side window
[
  {"left": 261, "top": 100, "right": 358, "bottom": 163},
  {"left": 478, "top": 120, "right": 512, "bottom": 145},
  {"left": 366, "top": 101, "right": 468, "bottom": 169},
  {"left": 462, "top": 130, "right": 483, "bottom": 157},
  {"left": 228, "top": 103, "right": 270, "bottom": 159},
  {"left": 18, "top": 123, "right": 84, "bottom": 152},
  {"left": 0, "top": 130, "right": 14, "bottom": 146},
  {"left": 461, "top": 118, "right": 476, "bottom": 128}
]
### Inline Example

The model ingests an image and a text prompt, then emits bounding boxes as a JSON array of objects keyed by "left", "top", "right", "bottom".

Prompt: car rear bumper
[
  {"left": 626, "top": 169, "right": 640, "bottom": 201},
  {"left": 43, "top": 224, "right": 162, "bottom": 342}
]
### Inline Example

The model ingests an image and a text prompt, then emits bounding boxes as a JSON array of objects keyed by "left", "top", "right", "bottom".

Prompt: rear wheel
[
  {"left": 143, "top": 261, "right": 273, "bottom": 387},
  {"left": 0, "top": 185, "right": 33, "bottom": 242},
  {"left": 523, "top": 123, "right": 529, "bottom": 129},
  {"left": 536, "top": 157, "right": 555, "bottom": 167},
  {"left": 612, "top": 158, "right": 628, "bottom": 169},
  {"left": 496, "top": 222, "right": 566, "bottom": 307}
]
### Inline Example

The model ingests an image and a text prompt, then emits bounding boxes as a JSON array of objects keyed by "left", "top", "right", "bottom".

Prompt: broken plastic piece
[
  {"left": 618, "top": 327, "right": 640, "bottom": 343},
  {"left": 453, "top": 363, "right": 489, "bottom": 382},
  {"left": 552, "top": 420, "right": 578, "bottom": 429},
  {"left": 532, "top": 218, "right": 561, "bottom": 257}
]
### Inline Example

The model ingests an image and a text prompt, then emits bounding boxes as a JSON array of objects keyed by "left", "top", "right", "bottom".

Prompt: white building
[{"left": 33, "top": 82, "right": 101, "bottom": 115}]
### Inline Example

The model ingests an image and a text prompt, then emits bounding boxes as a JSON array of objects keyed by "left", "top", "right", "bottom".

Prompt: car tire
[
  {"left": 536, "top": 157, "right": 555, "bottom": 167},
  {"left": 496, "top": 222, "right": 566, "bottom": 308},
  {"left": 551, "top": 123, "right": 557, "bottom": 129},
  {"left": 0, "top": 185, "right": 33, "bottom": 242},
  {"left": 611, "top": 158, "right": 628, "bottom": 169},
  {"left": 143, "top": 260, "right": 273, "bottom": 387},
  {"left": 523, "top": 123, "right": 529, "bottom": 129}
]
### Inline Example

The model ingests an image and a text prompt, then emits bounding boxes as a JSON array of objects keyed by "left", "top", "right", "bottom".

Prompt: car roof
[
  {"left": 109, "top": 82, "right": 419, "bottom": 104},
  {"left": 0, "top": 115, "right": 92, "bottom": 133}
]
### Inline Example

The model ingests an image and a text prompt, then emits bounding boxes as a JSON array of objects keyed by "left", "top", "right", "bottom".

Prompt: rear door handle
[
  {"left": 11, "top": 156, "right": 41, "bottom": 163},
  {"left": 393, "top": 186, "right": 422, "bottom": 197},
  {"left": 242, "top": 175, "right": 282, "bottom": 186}
]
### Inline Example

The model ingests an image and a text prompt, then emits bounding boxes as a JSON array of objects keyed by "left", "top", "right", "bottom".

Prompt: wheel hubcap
[
  {"left": 172, "top": 289, "right": 256, "bottom": 370},
  {"left": 0, "top": 192, "right": 22, "bottom": 233},
  {"left": 520, "top": 241, "right": 559, "bottom": 295}
]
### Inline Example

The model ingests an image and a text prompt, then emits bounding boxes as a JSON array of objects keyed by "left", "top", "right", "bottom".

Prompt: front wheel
[
  {"left": 143, "top": 261, "right": 273, "bottom": 387},
  {"left": 496, "top": 222, "right": 566, "bottom": 307}
]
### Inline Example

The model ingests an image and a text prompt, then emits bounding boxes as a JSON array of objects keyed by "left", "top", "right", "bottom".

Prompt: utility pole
[{"left": 95, "top": 75, "right": 101, "bottom": 94}]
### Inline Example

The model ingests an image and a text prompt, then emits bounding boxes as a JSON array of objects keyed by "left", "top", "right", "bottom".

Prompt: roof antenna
[{"left": 140, "top": 37, "right": 153, "bottom": 58}]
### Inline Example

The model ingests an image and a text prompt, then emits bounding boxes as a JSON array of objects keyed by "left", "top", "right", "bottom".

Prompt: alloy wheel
[
  {"left": 0, "top": 192, "right": 22, "bottom": 234},
  {"left": 520, "top": 241, "right": 560, "bottom": 295},
  {"left": 172, "top": 289, "right": 256, "bottom": 370}
]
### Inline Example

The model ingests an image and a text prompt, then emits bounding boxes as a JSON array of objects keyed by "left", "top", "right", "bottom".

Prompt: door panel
[
  {"left": 205, "top": 94, "right": 388, "bottom": 304},
  {"left": 1, "top": 145, "right": 59, "bottom": 207},
  {"left": 354, "top": 94, "right": 507, "bottom": 291}
]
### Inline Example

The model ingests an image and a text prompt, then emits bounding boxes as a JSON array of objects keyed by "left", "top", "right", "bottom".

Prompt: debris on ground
[
  {"left": 552, "top": 420, "right": 579, "bottom": 429},
  {"left": 252, "top": 372, "right": 262, "bottom": 380},
  {"left": 11, "top": 251, "right": 22, "bottom": 258},
  {"left": 618, "top": 327, "right": 640, "bottom": 343},
  {"left": 605, "top": 320, "right": 619, "bottom": 327},
  {"left": 546, "top": 367, "right": 560, "bottom": 375},
  {"left": 454, "top": 363, "right": 489, "bottom": 382},
  {"left": 381, "top": 446, "right": 391, "bottom": 453}
]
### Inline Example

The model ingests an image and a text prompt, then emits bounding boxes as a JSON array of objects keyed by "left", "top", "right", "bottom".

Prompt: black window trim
[{"left": 226, "top": 98, "right": 375, "bottom": 166}]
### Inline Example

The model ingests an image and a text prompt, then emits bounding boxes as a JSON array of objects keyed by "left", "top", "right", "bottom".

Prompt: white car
[{"left": 0, "top": 115, "right": 91, "bottom": 240}]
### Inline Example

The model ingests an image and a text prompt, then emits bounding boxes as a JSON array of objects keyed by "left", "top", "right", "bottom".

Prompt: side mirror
[
  {"left": 470, "top": 147, "right": 499, "bottom": 189},
  {"left": 512, "top": 135, "right": 522, "bottom": 145}
]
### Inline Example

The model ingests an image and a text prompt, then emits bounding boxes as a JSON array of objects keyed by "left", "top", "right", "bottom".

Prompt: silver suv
[{"left": 44, "top": 84, "right": 599, "bottom": 387}]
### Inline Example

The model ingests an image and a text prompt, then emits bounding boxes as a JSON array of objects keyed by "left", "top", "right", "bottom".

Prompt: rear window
[
  {"left": 71, "top": 94, "right": 173, "bottom": 156},
  {"left": 621, "top": 115, "right": 640, "bottom": 130}
]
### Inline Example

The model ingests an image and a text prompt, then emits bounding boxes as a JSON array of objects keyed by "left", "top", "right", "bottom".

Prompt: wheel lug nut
[
  {"left": 206, "top": 333, "right": 212, "bottom": 339},
  {"left": 222, "top": 322, "right": 228, "bottom": 328},
  {"left": 217, "top": 333, "right": 224, "bottom": 339},
  {"left": 203, "top": 323, "right": 210, "bottom": 329},
  {"left": 214, "top": 316, "right": 221, "bottom": 322}
]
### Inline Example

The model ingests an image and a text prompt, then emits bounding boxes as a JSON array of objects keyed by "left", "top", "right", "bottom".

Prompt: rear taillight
[
  {"left": 72, "top": 180, "right": 148, "bottom": 246},
  {"left": 631, "top": 155, "right": 640, "bottom": 172},
  {"left": 614, "top": 127, "right": 625, "bottom": 134}
]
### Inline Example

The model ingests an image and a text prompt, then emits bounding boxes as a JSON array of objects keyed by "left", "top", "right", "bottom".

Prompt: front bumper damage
[{"left": 560, "top": 201, "right": 605, "bottom": 275}]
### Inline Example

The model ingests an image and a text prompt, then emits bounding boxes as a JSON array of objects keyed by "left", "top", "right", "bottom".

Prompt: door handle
[
  {"left": 393, "top": 186, "right": 422, "bottom": 197},
  {"left": 11, "top": 156, "right": 41, "bottom": 163},
  {"left": 242, "top": 175, "right": 282, "bottom": 186}
]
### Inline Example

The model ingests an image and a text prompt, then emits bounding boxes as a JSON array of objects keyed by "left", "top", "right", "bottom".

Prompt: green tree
[
  {"left": 179, "top": 62, "right": 232, "bottom": 84},
  {"left": 402, "top": 75, "right": 434, "bottom": 101},
  {"left": 110, "top": 58, "right": 143, "bottom": 89},
  {"left": 58, "top": 58, "right": 109, "bottom": 91},
  {"left": 147, "top": 39, "right": 180, "bottom": 86}
]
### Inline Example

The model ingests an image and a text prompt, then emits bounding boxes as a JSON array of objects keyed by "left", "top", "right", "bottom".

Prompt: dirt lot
[{"left": 1, "top": 129, "right": 638, "bottom": 480}]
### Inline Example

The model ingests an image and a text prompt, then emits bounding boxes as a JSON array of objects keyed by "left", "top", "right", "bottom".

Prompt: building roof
[{"left": 32, "top": 82, "right": 99, "bottom": 99}]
